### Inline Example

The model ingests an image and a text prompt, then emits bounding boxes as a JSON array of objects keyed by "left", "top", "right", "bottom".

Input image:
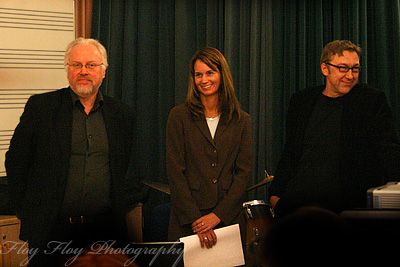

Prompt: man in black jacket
[
  {"left": 270, "top": 40, "right": 400, "bottom": 217},
  {"left": 5, "top": 38, "right": 140, "bottom": 266}
]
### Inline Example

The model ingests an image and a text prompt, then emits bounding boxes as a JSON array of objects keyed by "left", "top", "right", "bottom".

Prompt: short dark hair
[{"left": 320, "top": 40, "right": 362, "bottom": 64}]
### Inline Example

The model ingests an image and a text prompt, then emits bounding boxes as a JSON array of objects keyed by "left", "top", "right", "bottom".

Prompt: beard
[
  {"left": 73, "top": 76, "right": 98, "bottom": 98},
  {"left": 75, "top": 84, "right": 96, "bottom": 97}
]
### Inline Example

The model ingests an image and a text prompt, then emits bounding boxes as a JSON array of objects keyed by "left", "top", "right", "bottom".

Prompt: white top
[{"left": 206, "top": 115, "right": 220, "bottom": 139}]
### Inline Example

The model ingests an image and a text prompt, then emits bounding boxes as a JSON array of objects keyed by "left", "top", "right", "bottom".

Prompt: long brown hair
[{"left": 186, "top": 47, "right": 241, "bottom": 122}]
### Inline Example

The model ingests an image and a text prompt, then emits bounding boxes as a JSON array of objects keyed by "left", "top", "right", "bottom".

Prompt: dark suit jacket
[
  {"left": 5, "top": 87, "right": 138, "bottom": 246},
  {"left": 166, "top": 103, "right": 252, "bottom": 240},
  {"left": 271, "top": 83, "right": 400, "bottom": 214}
]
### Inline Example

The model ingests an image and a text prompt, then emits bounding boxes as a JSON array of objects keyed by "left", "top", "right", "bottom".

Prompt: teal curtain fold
[{"left": 91, "top": 0, "right": 400, "bottom": 204}]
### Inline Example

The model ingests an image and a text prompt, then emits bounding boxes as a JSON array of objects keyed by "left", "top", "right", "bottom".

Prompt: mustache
[{"left": 76, "top": 75, "right": 93, "bottom": 82}]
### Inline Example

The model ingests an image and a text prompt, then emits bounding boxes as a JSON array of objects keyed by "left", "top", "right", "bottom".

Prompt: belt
[{"left": 59, "top": 212, "right": 113, "bottom": 224}]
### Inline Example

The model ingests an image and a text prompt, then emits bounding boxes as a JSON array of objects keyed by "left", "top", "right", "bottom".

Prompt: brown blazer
[{"left": 166, "top": 103, "right": 252, "bottom": 240}]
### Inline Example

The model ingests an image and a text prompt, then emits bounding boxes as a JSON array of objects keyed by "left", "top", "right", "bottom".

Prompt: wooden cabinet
[{"left": 0, "top": 216, "right": 28, "bottom": 267}]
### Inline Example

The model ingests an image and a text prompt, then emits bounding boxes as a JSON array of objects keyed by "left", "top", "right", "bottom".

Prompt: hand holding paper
[
  {"left": 179, "top": 224, "right": 245, "bottom": 267},
  {"left": 196, "top": 229, "right": 217, "bottom": 248},
  {"left": 191, "top": 212, "right": 221, "bottom": 248},
  {"left": 192, "top": 212, "right": 221, "bottom": 234}
]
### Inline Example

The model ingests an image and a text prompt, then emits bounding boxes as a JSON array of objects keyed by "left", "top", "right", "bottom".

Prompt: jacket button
[
  {"left": 212, "top": 179, "right": 218, "bottom": 184},
  {"left": 211, "top": 163, "right": 217, "bottom": 167}
]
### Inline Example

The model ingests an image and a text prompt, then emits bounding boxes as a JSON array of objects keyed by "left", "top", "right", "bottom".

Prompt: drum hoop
[{"left": 242, "top": 199, "right": 268, "bottom": 207}]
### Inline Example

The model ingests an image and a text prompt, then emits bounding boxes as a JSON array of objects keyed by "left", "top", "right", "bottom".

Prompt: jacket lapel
[
  {"left": 193, "top": 113, "right": 230, "bottom": 146},
  {"left": 214, "top": 114, "right": 228, "bottom": 142},
  {"left": 102, "top": 100, "right": 115, "bottom": 143},
  {"left": 194, "top": 117, "right": 215, "bottom": 146},
  {"left": 54, "top": 89, "right": 73, "bottom": 154},
  {"left": 102, "top": 98, "right": 123, "bottom": 160},
  {"left": 51, "top": 89, "right": 73, "bottom": 186}
]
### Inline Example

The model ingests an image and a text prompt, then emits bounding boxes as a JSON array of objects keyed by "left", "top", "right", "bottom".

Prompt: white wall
[{"left": 0, "top": 0, "right": 75, "bottom": 176}]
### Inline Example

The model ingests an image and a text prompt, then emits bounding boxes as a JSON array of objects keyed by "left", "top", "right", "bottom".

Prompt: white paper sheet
[{"left": 179, "top": 224, "right": 245, "bottom": 267}]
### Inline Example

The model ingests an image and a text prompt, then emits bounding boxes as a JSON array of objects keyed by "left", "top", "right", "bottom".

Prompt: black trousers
[{"left": 27, "top": 214, "right": 126, "bottom": 267}]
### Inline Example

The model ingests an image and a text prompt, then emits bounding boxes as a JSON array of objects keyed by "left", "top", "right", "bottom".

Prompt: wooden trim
[{"left": 75, "top": 0, "right": 93, "bottom": 38}]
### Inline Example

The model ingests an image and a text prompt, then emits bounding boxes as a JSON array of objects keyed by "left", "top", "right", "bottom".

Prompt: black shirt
[
  {"left": 60, "top": 90, "right": 112, "bottom": 216},
  {"left": 283, "top": 93, "right": 345, "bottom": 211}
]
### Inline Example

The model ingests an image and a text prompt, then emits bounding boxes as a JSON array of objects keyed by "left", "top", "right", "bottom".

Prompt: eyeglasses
[
  {"left": 325, "top": 62, "right": 361, "bottom": 73},
  {"left": 67, "top": 63, "right": 104, "bottom": 71}
]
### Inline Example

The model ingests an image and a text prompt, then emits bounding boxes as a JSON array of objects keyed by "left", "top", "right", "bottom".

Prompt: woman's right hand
[{"left": 197, "top": 229, "right": 217, "bottom": 249}]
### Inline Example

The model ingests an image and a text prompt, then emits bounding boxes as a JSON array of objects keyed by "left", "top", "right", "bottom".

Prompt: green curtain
[
  {"left": 92, "top": 0, "right": 274, "bottom": 202},
  {"left": 91, "top": 0, "right": 400, "bottom": 203}
]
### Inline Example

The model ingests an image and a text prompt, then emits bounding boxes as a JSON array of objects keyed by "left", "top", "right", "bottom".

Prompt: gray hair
[{"left": 64, "top": 37, "right": 108, "bottom": 71}]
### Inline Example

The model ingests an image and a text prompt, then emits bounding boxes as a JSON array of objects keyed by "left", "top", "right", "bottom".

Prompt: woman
[{"left": 166, "top": 47, "right": 252, "bottom": 249}]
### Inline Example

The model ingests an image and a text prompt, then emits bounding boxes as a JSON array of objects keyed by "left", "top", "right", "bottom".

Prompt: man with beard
[{"left": 6, "top": 38, "right": 141, "bottom": 266}]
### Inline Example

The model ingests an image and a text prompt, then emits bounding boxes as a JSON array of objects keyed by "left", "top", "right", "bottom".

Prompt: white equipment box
[{"left": 367, "top": 182, "right": 400, "bottom": 209}]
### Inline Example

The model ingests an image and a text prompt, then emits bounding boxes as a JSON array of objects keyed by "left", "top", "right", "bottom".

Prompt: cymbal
[
  {"left": 142, "top": 180, "right": 171, "bottom": 195},
  {"left": 246, "top": 176, "right": 274, "bottom": 191}
]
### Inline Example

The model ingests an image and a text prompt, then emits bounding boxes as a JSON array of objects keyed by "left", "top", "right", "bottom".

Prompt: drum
[{"left": 243, "top": 200, "right": 275, "bottom": 245}]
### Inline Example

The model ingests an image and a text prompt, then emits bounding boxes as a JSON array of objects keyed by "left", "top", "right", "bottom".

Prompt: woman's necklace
[{"left": 205, "top": 110, "right": 219, "bottom": 119}]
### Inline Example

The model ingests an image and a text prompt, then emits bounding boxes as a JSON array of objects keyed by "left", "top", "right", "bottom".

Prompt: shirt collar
[{"left": 69, "top": 88, "right": 104, "bottom": 110}]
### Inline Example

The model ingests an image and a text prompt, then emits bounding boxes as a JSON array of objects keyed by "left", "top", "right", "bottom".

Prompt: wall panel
[{"left": 0, "top": 0, "right": 75, "bottom": 177}]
